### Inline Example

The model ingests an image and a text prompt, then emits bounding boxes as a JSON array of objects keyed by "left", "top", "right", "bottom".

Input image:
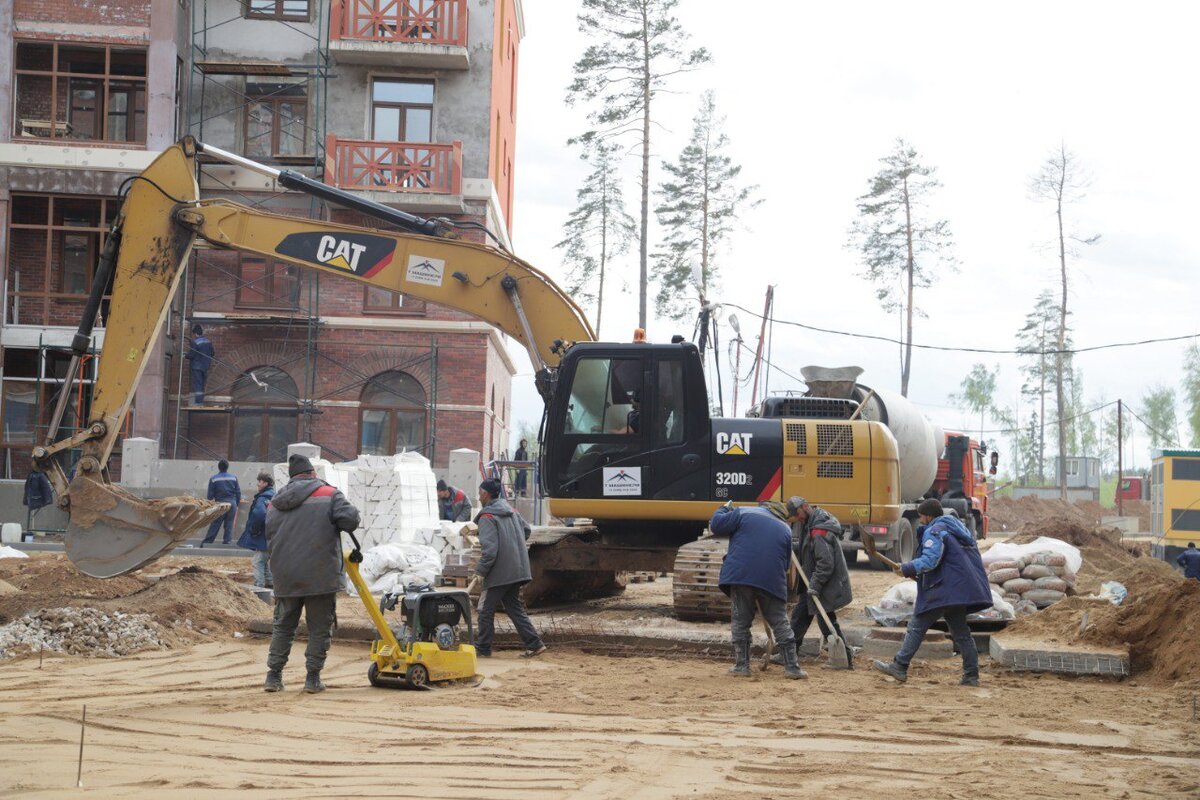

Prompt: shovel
[
  {"left": 861, "top": 529, "right": 901, "bottom": 572},
  {"left": 791, "top": 552, "right": 851, "bottom": 669}
]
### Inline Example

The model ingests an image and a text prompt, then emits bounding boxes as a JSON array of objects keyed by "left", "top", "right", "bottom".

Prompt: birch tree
[
  {"left": 848, "top": 139, "right": 954, "bottom": 396},
  {"left": 1183, "top": 343, "right": 1200, "bottom": 446},
  {"left": 566, "top": 0, "right": 709, "bottom": 331}
]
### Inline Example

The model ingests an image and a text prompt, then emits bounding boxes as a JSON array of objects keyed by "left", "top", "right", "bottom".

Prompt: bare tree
[
  {"left": 566, "top": 0, "right": 709, "bottom": 331},
  {"left": 556, "top": 142, "right": 636, "bottom": 336},
  {"left": 848, "top": 139, "right": 955, "bottom": 396},
  {"left": 1029, "top": 143, "right": 1100, "bottom": 499}
]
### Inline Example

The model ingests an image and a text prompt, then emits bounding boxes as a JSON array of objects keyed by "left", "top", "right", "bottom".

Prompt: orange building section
[{"left": 489, "top": 0, "right": 522, "bottom": 231}]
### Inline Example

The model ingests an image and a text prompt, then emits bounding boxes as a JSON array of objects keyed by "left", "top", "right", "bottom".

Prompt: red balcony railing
[
  {"left": 325, "top": 135, "right": 463, "bottom": 194},
  {"left": 331, "top": 0, "right": 468, "bottom": 46}
]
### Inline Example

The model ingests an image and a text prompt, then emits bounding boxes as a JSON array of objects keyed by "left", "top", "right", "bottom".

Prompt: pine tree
[
  {"left": 652, "top": 91, "right": 759, "bottom": 321},
  {"left": 1029, "top": 143, "right": 1099, "bottom": 498},
  {"left": 848, "top": 139, "right": 955, "bottom": 396},
  {"left": 566, "top": 0, "right": 709, "bottom": 331},
  {"left": 555, "top": 142, "right": 636, "bottom": 336},
  {"left": 1016, "top": 290, "right": 1070, "bottom": 482}
]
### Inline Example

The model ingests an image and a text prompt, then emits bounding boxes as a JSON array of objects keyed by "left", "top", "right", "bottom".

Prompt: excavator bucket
[{"left": 65, "top": 471, "right": 230, "bottom": 578}]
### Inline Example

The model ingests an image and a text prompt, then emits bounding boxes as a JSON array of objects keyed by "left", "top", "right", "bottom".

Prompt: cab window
[
  {"left": 561, "top": 358, "right": 642, "bottom": 436},
  {"left": 656, "top": 359, "right": 685, "bottom": 445}
]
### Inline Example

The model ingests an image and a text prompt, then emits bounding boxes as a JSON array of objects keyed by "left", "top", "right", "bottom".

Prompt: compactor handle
[{"left": 343, "top": 530, "right": 364, "bottom": 563}]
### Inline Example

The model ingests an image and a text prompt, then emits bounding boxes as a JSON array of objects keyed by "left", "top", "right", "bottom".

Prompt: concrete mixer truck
[{"left": 751, "top": 366, "right": 995, "bottom": 566}]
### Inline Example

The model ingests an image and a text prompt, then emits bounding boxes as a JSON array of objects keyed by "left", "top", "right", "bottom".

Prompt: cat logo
[
  {"left": 716, "top": 432, "right": 753, "bottom": 456},
  {"left": 316, "top": 236, "right": 367, "bottom": 270},
  {"left": 274, "top": 231, "right": 397, "bottom": 278}
]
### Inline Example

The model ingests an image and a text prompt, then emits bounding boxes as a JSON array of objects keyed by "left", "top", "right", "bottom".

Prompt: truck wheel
[{"left": 878, "top": 518, "right": 914, "bottom": 568}]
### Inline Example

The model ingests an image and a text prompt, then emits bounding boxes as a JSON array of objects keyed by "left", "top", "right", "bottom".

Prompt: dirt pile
[
  {"left": 0, "top": 555, "right": 150, "bottom": 624},
  {"left": 1001, "top": 525, "right": 1195, "bottom": 683},
  {"left": 0, "top": 607, "right": 164, "bottom": 659},
  {"left": 100, "top": 566, "right": 265, "bottom": 636},
  {"left": 989, "top": 495, "right": 1095, "bottom": 531}
]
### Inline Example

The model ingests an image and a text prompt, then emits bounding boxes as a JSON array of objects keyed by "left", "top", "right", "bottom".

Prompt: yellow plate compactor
[{"left": 344, "top": 532, "right": 481, "bottom": 689}]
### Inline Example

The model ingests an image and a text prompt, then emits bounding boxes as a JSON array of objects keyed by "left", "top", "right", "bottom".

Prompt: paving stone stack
[{"left": 987, "top": 551, "right": 1075, "bottom": 615}]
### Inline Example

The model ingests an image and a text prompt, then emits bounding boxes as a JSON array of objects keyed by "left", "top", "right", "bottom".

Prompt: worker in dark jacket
[
  {"left": 713, "top": 502, "right": 805, "bottom": 679},
  {"left": 472, "top": 478, "right": 545, "bottom": 658},
  {"left": 437, "top": 479, "right": 472, "bottom": 522},
  {"left": 23, "top": 466, "right": 55, "bottom": 528},
  {"left": 873, "top": 498, "right": 992, "bottom": 687},
  {"left": 185, "top": 323, "right": 215, "bottom": 405},
  {"left": 786, "top": 496, "right": 853, "bottom": 666},
  {"left": 201, "top": 459, "right": 241, "bottom": 546},
  {"left": 263, "top": 453, "right": 360, "bottom": 694},
  {"left": 513, "top": 439, "right": 530, "bottom": 497},
  {"left": 1178, "top": 543, "right": 1200, "bottom": 581},
  {"left": 236, "top": 472, "right": 275, "bottom": 588}
]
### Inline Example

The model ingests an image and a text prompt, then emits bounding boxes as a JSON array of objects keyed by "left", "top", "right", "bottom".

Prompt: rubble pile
[{"left": 0, "top": 606, "right": 164, "bottom": 659}]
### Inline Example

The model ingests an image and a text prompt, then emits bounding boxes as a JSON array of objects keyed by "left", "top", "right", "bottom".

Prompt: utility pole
[
  {"left": 730, "top": 314, "right": 743, "bottom": 417},
  {"left": 1117, "top": 399, "right": 1124, "bottom": 518},
  {"left": 749, "top": 286, "right": 773, "bottom": 409}
]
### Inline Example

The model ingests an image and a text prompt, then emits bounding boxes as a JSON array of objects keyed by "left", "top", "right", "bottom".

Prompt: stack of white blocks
[
  {"left": 412, "top": 520, "right": 476, "bottom": 563},
  {"left": 273, "top": 445, "right": 441, "bottom": 552}
]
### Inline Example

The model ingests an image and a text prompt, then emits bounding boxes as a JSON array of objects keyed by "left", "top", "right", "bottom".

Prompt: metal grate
[
  {"left": 817, "top": 461, "right": 853, "bottom": 479},
  {"left": 785, "top": 423, "right": 807, "bottom": 455},
  {"left": 816, "top": 423, "right": 854, "bottom": 456}
]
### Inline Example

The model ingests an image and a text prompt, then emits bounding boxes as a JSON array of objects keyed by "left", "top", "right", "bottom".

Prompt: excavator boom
[{"left": 37, "top": 137, "right": 593, "bottom": 578}]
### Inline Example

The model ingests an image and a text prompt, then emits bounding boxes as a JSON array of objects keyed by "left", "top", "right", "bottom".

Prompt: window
[
  {"left": 655, "top": 360, "right": 685, "bottom": 445},
  {"left": 7, "top": 194, "right": 118, "bottom": 327},
  {"left": 559, "top": 358, "right": 643, "bottom": 480},
  {"left": 244, "top": 83, "right": 308, "bottom": 159},
  {"left": 1065, "top": 459, "right": 1079, "bottom": 478},
  {"left": 246, "top": 0, "right": 310, "bottom": 21},
  {"left": 371, "top": 80, "right": 434, "bottom": 142},
  {"left": 363, "top": 286, "right": 426, "bottom": 315},
  {"left": 1172, "top": 458, "right": 1200, "bottom": 481},
  {"left": 236, "top": 257, "right": 301, "bottom": 309},
  {"left": 231, "top": 367, "right": 297, "bottom": 462},
  {"left": 359, "top": 371, "right": 426, "bottom": 456},
  {"left": 13, "top": 42, "right": 147, "bottom": 144}
]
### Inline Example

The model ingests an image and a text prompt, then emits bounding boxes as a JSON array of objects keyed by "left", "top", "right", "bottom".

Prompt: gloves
[
  {"left": 890, "top": 562, "right": 904, "bottom": 577},
  {"left": 807, "top": 587, "right": 820, "bottom": 599}
]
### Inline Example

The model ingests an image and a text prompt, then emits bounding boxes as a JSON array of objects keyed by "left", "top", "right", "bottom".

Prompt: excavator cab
[{"left": 542, "top": 341, "right": 712, "bottom": 519}]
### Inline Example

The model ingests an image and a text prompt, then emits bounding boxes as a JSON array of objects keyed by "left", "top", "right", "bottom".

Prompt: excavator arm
[{"left": 36, "top": 137, "right": 594, "bottom": 578}]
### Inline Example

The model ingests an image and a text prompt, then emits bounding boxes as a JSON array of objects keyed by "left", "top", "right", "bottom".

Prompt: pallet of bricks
[{"left": 985, "top": 551, "right": 1074, "bottom": 616}]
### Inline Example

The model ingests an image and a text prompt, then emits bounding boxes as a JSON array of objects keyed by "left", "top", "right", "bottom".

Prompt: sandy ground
[
  {"left": 1, "top": 640, "right": 1198, "bottom": 799},
  {"left": 2, "top": 556, "right": 1199, "bottom": 798}
]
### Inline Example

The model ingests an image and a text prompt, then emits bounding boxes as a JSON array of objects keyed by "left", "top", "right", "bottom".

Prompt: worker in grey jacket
[
  {"left": 472, "top": 478, "right": 546, "bottom": 658},
  {"left": 786, "top": 496, "right": 854, "bottom": 667},
  {"left": 263, "top": 453, "right": 360, "bottom": 694}
]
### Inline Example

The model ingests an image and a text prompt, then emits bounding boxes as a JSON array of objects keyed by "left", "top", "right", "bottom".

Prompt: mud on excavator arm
[{"left": 38, "top": 137, "right": 594, "bottom": 578}]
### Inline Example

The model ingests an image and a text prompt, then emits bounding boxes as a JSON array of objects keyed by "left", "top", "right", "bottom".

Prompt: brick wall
[{"left": 14, "top": 0, "right": 150, "bottom": 27}]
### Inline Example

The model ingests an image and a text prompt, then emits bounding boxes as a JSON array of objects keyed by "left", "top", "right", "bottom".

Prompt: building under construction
[{"left": 0, "top": 0, "right": 524, "bottom": 479}]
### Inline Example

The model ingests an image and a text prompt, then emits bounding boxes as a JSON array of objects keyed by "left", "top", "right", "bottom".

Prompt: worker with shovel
[
  {"left": 871, "top": 498, "right": 992, "bottom": 687},
  {"left": 785, "top": 496, "right": 854, "bottom": 668},
  {"left": 712, "top": 502, "right": 806, "bottom": 679}
]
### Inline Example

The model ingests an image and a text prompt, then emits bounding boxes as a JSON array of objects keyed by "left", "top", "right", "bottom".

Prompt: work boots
[
  {"left": 263, "top": 670, "right": 283, "bottom": 693},
  {"left": 872, "top": 659, "right": 908, "bottom": 683},
  {"left": 960, "top": 674, "right": 980, "bottom": 687},
  {"left": 782, "top": 644, "right": 808, "bottom": 680},
  {"left": 728, "top": 640, "right": 751, "bottom": 676},
  {"left": 304, "top": 669, "right": 326, "bottom": 693}
]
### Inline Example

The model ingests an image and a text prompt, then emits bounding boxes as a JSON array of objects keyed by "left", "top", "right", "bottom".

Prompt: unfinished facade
[{"left": 0, "top": 0, "right": 523, "bottom": 478}]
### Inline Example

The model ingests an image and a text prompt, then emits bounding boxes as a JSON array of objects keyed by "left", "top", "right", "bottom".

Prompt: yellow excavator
[{"left": 35, "top": 137, "right": 902, "bottom": 619}]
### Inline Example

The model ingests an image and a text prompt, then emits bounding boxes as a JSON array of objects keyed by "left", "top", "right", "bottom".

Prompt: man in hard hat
[
  {"left": 712, "top": 501, "right": 805, "bottom": 679},
  {"left": 872, "top": 498, "right": 992, "bottom": 687},
  {"left": 786, "top": 496, "right": 853, "bottom": 666}
]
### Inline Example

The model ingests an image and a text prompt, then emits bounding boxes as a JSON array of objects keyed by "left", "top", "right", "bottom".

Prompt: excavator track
[{"left": 671, "top": 537, "right": 731, "bottom": 622}]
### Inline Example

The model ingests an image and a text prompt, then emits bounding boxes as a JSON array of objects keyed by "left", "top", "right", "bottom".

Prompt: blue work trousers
[
  {"left": 190, "top": 368, "right": 208, "bottom": 404},
  {"left": 203, "top": 506, "right": 237, "bottom": 545},
  {"left": 893, "top": 604, "right": 979, "bottom": 678}
]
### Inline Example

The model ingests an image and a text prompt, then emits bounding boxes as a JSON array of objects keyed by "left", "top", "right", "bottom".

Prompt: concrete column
[
  {"left": 147, "top": 0, "right": 180, "bottom": 150},
  {"left": 0, "top": 0, "right": 12, "bottom": 144},
  {"left": 447, "top": 447, "right": 481, "bottom": 508},
  {"left": 121, "top": 437, "right": 158, "bottom": 488}
]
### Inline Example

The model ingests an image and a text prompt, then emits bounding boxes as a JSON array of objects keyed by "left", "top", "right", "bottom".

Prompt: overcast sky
[{"left": 504, "top": 0, "right": 1199, "bottom": 471}]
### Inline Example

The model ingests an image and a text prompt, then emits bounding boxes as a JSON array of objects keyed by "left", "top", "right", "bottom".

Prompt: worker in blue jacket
[
  {"left": 237, "top": 471, "right": 276, "bottom": 588},
  {"left": 713, "top": 501, "right": 806, "bottom": 680},
  {"left": 873, "top": 498, "right": 992, "bottom": 687},
  {"left": 1178, "top": 543, "right": 1200, "bottom": 581},
  {"left": 201, "top": 459, "right": 241, "bottom": 546},
  {"left": 185, "top": 323, "right": 215, "bottom": 405}
]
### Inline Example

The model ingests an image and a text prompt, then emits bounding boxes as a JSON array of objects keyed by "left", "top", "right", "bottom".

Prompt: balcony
[
  {"left": 324, "top": 135, "right": 464, "bottom": 213},
  {"left": 329, "top": 0, "right": 469, "bottom": 68}
]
